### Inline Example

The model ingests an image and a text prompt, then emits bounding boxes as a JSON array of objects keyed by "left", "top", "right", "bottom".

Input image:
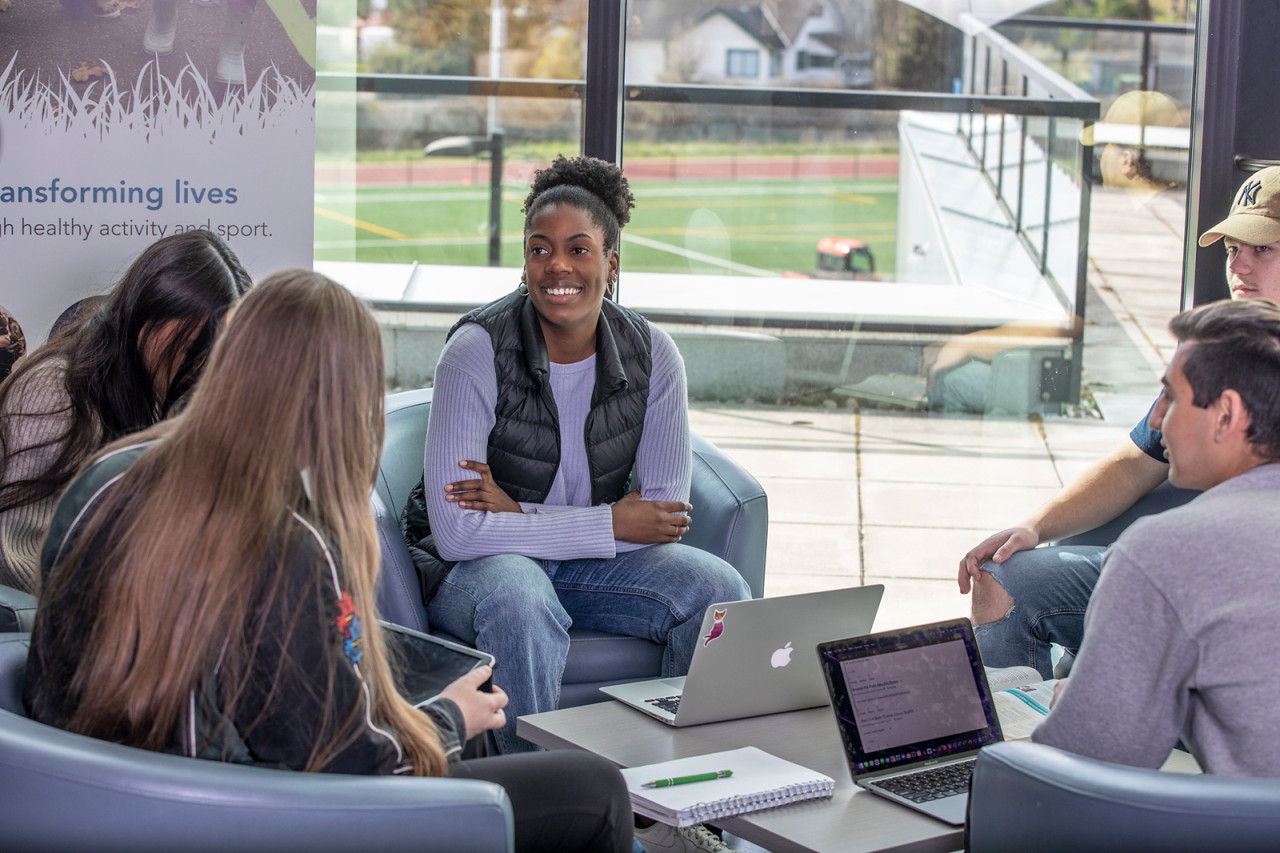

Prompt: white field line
[{"left": 621, "top": 233, "right": 777, "bottom": 277}]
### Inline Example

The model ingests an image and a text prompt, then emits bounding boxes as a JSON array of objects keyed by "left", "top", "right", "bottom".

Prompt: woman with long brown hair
[
  {"left": 24, "top": 270, "right": 633, "bottom": 852},
  {"left": 0, "top": 230, "right": 250, "bottom": 594}
]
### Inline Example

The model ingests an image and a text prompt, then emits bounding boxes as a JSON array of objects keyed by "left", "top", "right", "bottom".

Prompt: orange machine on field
[{"left": 784, "top": 237, "right": 878, "bottom": 280}]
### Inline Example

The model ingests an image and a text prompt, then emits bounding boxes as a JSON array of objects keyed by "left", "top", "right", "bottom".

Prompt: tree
[
  {"left": 529, "top": 24, "right": 582, "bottom": 80},
  {"left": 384, "top": 0, "right": 586, "bottom": 72},
  {"left": 366, "top": 39, "right": 471, "bottom": 75},
  {"left": 872, "top": 1, "right": 952, "bottom": 92}
]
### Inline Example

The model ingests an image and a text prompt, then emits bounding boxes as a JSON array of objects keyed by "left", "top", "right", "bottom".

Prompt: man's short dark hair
[{"left": 1170, "top": 299, "right": 1280, "bottom": 459}]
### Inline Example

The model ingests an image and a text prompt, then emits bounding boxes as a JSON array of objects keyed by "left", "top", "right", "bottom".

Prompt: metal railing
[
  {"left": 1001, "top": 15, "right": 1194, "bottom": 94},
  {"left": 958, "top": 15, "right": 1101, "bottom": 406},
  {"left": 318, "top": 32, "right": 1100, "bottom": 405},
  {"left": 317, "top": 72, "right": 1097, "bottom": 119}
]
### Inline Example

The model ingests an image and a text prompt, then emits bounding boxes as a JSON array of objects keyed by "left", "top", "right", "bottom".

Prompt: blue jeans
[
  {"left": 936, "top": 360, "right": 991, "bottom": 414},
  {"left": 427, "top": 543, "right": 751, "bottom": 754},
  {"left": 975, "top": 545, "right": 1106, "bottom": 679}
]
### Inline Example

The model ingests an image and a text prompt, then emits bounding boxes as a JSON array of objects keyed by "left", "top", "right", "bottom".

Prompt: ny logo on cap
[{"left": 1238, "top": 180, "right": 1262, "bottom": 208}]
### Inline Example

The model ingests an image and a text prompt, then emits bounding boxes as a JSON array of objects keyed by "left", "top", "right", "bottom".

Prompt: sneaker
[
  {"left": 635, "top": 821, "right": 737, "bottom": 853},
  {"left": 142, "top": 14, "right": 175, "bottom": 54},
  {"left": 95, "top": 0, "right": 121, "bottom": 17},
  {"left": 214, "top": 15, "right": 248, "bottom": 85},
  {"left": 214, "top": 44, "right": 245, "bottom": 85}
]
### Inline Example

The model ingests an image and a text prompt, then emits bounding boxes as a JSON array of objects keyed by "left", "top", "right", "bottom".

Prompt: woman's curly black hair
[{"left": 522, "top": 155, "right": 635, "bottom": 252}]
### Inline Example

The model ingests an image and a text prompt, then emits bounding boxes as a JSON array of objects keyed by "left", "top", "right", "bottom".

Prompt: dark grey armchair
[
  {"left": 0, "top": 585, "right": 34, "bottom": 632},
  {"left": 966, "top": 740, "right": 1280, "bottom": 853},
  {"left": 373, "top": 388, "right": 768, "bottom": 708},
  {"left": 0, "top": 634, "right": 514, "bottom": 853}
]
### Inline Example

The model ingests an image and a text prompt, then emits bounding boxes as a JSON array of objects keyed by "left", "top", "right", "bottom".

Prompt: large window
[
  {"left": 314, "top": 0, "right": 588, "bottom": 271},
  {"left": 315, "top": 2, "right": 1200, "bottom": 622}
]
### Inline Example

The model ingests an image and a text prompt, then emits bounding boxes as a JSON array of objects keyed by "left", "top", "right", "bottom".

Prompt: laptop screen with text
[{"left": 819, "top": 620, "right": 1002, "bottom": 776}]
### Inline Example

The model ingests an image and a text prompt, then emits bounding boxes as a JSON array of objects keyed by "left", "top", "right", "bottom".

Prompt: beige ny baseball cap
[
  {"left": 1079, "top": 90, "right": 1184, "bottom": 148},
  {"left": 1198, "top": 167, "right": 1280, "bottom": 247}
]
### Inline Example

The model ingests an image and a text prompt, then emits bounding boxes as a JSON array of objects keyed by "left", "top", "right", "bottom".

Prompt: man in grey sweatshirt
[{"left": 1032, "top": 298, "right": 1280, "bottom": 776}]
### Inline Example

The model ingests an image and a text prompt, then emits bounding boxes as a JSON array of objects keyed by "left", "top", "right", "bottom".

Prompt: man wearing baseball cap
[
  {"left": 1199, "top": 168, "right": 1280, "bottom": 300},
  {"left": 958, "top": 166, "right": 1280, "bottom": 679},
  {"left": 1080, "top": 89, "right": 1185, "bottom": 203}
]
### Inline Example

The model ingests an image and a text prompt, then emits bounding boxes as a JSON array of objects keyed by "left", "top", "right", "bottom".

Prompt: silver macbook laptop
[
  {"left": 817, "top": 618, "right": 1004, "bottom": 826},
  {"left": 600, "top": 585, "right": 884, "bottom": 727}
]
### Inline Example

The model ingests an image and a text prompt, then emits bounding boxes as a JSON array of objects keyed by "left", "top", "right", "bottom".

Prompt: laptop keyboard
[
  {"left": 870, "top": 759, "right": 976, "bottom": 803},
  {"left": 645, "top": 695, "right": 681, "bottom": 714}
]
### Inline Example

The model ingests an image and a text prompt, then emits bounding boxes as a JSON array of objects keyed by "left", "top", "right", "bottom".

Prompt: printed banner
[{"left": 0, "top": 0, "right": 316, "bottom": 342}]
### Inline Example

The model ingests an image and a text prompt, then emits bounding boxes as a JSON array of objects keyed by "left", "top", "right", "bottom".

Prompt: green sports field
[{"left": 314, "top": 177, "right": 899, "bottom": 278}]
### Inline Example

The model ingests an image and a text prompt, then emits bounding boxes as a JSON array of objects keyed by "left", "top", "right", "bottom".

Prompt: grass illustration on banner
[{"left": 0, "top": 54, "right": 313, "bottom": 144}]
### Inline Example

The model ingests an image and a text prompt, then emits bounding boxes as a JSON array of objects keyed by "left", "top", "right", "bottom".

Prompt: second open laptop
[
  {"left": 599, "top": 584, "right": 884, "bottom": 727},
  {"left": 817, "top": 618, "right": 1005, "bottom": 826}
]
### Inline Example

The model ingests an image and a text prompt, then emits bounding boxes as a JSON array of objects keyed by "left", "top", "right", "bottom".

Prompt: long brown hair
[{"left": 33, "top": 270, "right": 447, "bottom": 776}]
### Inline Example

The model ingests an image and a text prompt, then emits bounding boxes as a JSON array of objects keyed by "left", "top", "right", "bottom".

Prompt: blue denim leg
[
  {"left": 552, "top": 543, "right": 752, "bottom": 677},
  {"left": 937, "top": 360, "right": 992, "bottom": 414},
  {"left": 974, "top": 545, "right": 1106, "bottom": 679},
  {"left": 427, "top": 553, "right": 571, "bottom": 755}
]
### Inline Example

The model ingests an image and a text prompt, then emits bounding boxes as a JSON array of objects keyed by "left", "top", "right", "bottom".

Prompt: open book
[
  {"left": 985, "top": 666, "right": 1203, "bottom": 774},
  {"left": 985, "top": 665, "right": 1062, "bottom": 741},
  {"left": 619, "top": 747, "right": 834, "bottom": 828}
]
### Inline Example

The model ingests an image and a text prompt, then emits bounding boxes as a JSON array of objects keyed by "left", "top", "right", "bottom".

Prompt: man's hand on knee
[{"left": 957, "top": 526, "right": 1039, "bottom": 593}]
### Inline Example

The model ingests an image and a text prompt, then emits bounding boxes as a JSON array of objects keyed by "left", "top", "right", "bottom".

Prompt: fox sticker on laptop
[{"left": 703, "top": 609, "right": 727, "bottom": 646}]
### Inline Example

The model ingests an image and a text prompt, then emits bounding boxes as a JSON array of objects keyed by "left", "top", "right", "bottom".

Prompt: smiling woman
[
  {"left": 400, "top": 156, "right": 752, "bottom": 772},
  {"left": 517, "top": 157, "right": 630, "bottom": 364},
  {"left": 521, "top": 203, "right": 619, "bottom": 359}
]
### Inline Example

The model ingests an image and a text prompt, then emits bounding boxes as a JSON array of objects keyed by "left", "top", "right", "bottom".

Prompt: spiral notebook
[{"left": 619, "top": 747, "right": 835, "bottom": 828}]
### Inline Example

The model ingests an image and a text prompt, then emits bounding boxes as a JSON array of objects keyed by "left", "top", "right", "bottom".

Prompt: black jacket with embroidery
[{"left": 25, "top": 442, "right": 466, "bottom": 773}]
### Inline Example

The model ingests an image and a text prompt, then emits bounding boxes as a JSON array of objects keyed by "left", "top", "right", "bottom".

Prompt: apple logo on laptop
[{"left": 771, "top": 642, "right": 794, "bottom": 668}]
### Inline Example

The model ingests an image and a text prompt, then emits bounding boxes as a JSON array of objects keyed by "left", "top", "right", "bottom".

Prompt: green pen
[{"left": 642, "top": 770, "right": 733, "bottom": 788}]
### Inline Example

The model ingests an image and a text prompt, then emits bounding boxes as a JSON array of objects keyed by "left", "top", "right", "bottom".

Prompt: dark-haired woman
[
  {"left": 25, "top": 270, "right": 633, "bottom": 853},
  {"left": 405, "top": 156, "right": 751, "bottom": 769},
  {"left": 0, "top": 231, "right": 250, "bottom": 593}
]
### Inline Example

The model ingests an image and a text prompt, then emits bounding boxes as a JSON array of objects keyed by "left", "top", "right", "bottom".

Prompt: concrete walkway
[{"left": 692, "top": 185, "right": 1188, "bottom": 632}]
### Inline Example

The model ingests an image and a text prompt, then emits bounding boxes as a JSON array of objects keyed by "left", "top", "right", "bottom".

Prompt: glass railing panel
[{"left": 619, "top": 91, "right": 1086, "bottom": 408}]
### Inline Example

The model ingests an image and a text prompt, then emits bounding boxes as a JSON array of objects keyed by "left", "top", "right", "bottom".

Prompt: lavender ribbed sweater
[{"left": 423, "top": 321, "right": 691, "bottom": 562}]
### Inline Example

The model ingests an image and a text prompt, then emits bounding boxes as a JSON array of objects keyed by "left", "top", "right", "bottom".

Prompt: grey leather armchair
[
  {"left": 0, "top": 634, "right": 514, "bottom": 853},
  {"left": 0, "top": 584, "right": 34, "bottom": 632},
  {"left": 966, "top": 740, "right": 1280, "bottom": 853},
  {"left": 374, "top": 388, "right": 768, "bottom": 708}
]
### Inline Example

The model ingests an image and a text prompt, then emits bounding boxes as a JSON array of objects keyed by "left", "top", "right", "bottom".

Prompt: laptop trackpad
[{"left": 929, "top": 795, "right": 968, "bottom": 826}]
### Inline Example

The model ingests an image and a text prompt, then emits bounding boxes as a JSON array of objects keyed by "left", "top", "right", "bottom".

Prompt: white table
[{"left": 517, "top": 702, "right": 964, "bottom": 853}]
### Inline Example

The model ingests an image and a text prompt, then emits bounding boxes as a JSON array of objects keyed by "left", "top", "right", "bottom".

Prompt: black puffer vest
[
  {"left": 458, "top": 290, "right": 652, "bottom": 505},
  {"left": 399, "top": 291, "right": 652, "bottom": 603}
]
